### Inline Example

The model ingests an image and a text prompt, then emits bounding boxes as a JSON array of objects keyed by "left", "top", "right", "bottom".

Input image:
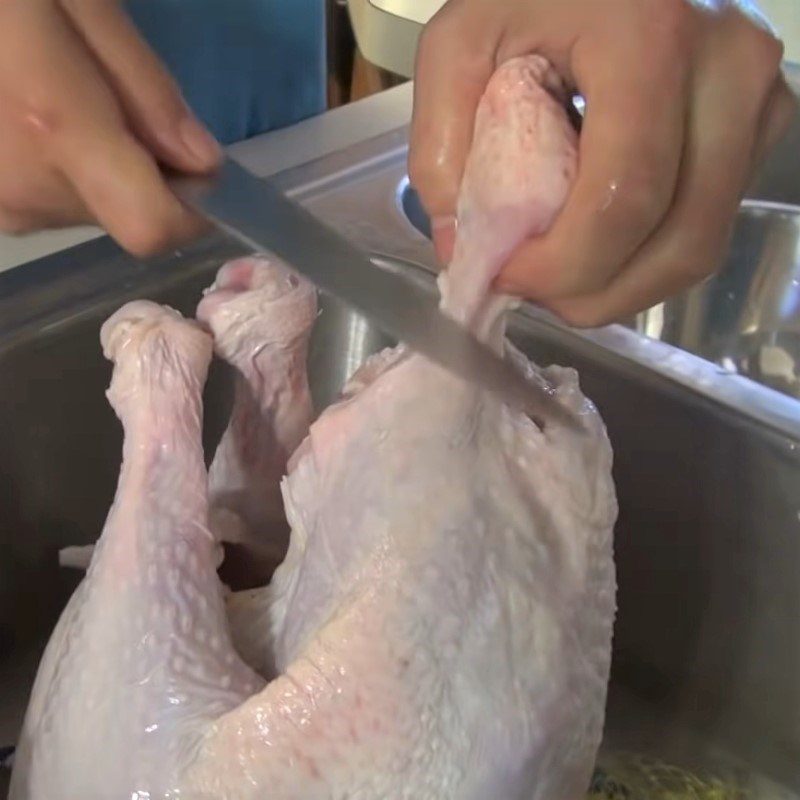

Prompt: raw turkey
[
  {"left": 10, "top": 55, "right": 617, "bottom": 800},
  {"left": 201, "top": 254, "right": 317, "bottom": 589}
]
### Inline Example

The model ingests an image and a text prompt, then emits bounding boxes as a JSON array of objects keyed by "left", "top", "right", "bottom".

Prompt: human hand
[
  {"left": 0, "top": 0, "right": 221, "bottom": 256},
  {"left": 410, "top": 0, "right": 797, "bottom": 326}
]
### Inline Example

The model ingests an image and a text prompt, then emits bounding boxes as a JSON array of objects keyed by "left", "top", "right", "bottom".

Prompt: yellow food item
[{"left": 589, "top": 753, "right": 746, "bottom": 800}]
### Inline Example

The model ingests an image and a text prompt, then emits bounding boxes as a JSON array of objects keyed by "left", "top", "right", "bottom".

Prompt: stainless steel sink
[{"left": 2, "top": 67, "right": 800, "bottom": 796}]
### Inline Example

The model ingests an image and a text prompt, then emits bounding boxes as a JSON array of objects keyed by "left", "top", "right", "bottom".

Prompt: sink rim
[{"left": 1, "top": 130, "right": 799, "bottom": 445}]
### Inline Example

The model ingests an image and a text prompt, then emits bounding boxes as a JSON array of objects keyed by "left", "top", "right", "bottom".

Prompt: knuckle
[
  {"left": 753, "top": 29, "right": 784, "bottom": 73},
  {"left": 416, "top": 16, "right": 435, "bottom": 50},
  {"left": 12, "top": 78, "right": 70, "bottom": 141},
  {"left": 19, "top": 97, "right": 64, "bottom": 141},
  {"left": 739, "top": 8, "right": 784, "bottom": 61},
  {"left": 416, "top": 0, "right": 474, "bottom": 66},
  {"left": 726, "top": 10, "right": 784, "bottom": 82},
  {"left": 415, "top": 15, "right": 444, "bottom": 64},
  {"left": 418, "top": 3, "right": 455, "bottom": 47},
  {"left": 633, "top": 0, "right": 695, "bottom": 67}
]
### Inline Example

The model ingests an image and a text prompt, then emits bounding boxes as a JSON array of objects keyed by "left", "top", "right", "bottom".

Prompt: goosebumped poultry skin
[
  {"left": 52, "top": 255, "right": 315, "bottom": 591},
  {"left": 199, "top": 254, "right": 317, "bottom": 678},
  {"left": 10, "top": 55, "right": 617, "bottom": 800},
  {"left": 200, "top": 255, "right": 317, "bottom": 589}
]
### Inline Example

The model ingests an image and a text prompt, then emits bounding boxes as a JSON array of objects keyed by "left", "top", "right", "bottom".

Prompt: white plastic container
[{"left": 349, "top": 0, "right": 799, "bottom": 75}]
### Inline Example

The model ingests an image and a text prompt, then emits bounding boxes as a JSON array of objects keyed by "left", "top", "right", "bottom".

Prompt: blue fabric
[{"left": 125, "top": 0, "right": 326, "bottom": 144}]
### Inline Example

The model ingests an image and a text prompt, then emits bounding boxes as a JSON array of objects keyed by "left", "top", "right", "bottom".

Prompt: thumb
[
  {"left": 60, "top": 0, "right": 221, "bottom": 173},
  {"left": 408, "top": 4, "right": 499, "bottom": 262}
]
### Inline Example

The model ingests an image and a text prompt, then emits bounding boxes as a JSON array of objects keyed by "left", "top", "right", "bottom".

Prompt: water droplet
[{"left": 600, "top": 180, "right": 619, "bottom": 212}]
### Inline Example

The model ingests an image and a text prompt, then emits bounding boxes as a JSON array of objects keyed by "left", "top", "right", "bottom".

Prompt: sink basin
[
  {"left": 2, "top": 234, "right": 799, "bottom": 796},
  {"left": 2, "top": 71, "right": 800, "bottom": 794}
]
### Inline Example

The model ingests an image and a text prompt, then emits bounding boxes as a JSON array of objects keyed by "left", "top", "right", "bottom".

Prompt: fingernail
[
  {"left": 432, "top": 215, "right": 457, "bottom": 265},
  {"left": 179, "top": 116, "right": 221, "bottom": 169}
]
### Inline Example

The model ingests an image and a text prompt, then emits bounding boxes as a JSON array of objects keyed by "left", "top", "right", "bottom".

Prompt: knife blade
[{"left": 169, "top": 158, "right": 577, "bottom": 429}]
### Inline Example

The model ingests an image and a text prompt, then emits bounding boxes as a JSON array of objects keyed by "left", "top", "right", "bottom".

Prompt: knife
[{"left": 169, "top": 157, "right": 577, "bottom": 430}]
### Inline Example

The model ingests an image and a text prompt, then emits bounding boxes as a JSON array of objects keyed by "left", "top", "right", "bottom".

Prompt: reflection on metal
[
  {"left": 345, "top": 313, "right": 371, "bottom": 381},
  {"left": 641, "top": 302, "right": 665, "bottom": 340},
  {"left": 664, "top": 199, "right": 799, "bottom": 396}
]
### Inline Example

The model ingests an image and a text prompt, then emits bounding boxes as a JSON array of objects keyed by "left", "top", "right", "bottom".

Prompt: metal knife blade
[{"left": 169, "top": 158, "right": 577, "bottom": 429}]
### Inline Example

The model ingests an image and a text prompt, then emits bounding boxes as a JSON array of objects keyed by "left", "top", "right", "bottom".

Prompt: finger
[
  {"left": 544, "top": 38, "right": 774, "bottom": 327},
  {"left": 59, "top": 0, "right": 220, "bottom": 172},
  {"left": 499, "top": 19, "right": 690, "bottom": 300},
  {"left": 11, "top": 5, "right": 206, "bottom": 255},
  {"left": 59, "top": 124, "right": 208, "bottom": 256},
  {"left": 0, "top": 112, "right": 93, "bottom": 230},
  {"left": 409, "top": 2, "right": 500, "bottom": 230},
  {"left": 0, "top": 202, "right": 92, "bottom": 235},
  {"left": 0, "top": 157, "right": 91, "bottom": 233},
  {"left": 0, "top": 169, "right": 92, "bottom": 231}
]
